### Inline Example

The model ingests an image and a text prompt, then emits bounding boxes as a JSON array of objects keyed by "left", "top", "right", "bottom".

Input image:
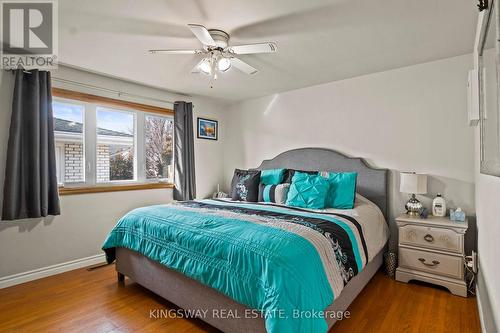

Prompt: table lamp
[{"left": 400, "top": 172, "right": 427, "bottom": 216}]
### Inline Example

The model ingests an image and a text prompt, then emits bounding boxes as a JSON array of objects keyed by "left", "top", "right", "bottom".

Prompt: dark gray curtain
[
  {"left": 173, "top": 101, "right": 196, "bottom": 201},
  {"left": 2, "top": 69, "right": 60, "bottom": 220}
]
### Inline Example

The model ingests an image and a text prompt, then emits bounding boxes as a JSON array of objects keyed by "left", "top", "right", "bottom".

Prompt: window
[
  {"left": 52, "top": 88, "right": 174, "bottom": 194},
  {"left": 53, "top": 101, "right": 85, "bottom": 184}
]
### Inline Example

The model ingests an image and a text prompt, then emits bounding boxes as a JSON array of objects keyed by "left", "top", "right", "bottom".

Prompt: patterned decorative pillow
[
  {"left": 285, "top": 172, "right": 329, "bottom": 209},
  {"left": 230, "top": 169, "right": 261, "bottom": 202},
  {"left": 322, "top": 172, "right": 358, "bottom": 209},
  {"left": 260, "top": 168, "right": 286, "bottom": 185},
  {"left": 282, "top": 169, "right": 318, "bottom": 183},
  {"left": 258, "top": 183, "right": 290, "bottom": 204}
]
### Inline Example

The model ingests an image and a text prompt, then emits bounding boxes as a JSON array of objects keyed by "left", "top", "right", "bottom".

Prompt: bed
[{"left": 103, "top": 148, "right": 389, "bottom": 333}]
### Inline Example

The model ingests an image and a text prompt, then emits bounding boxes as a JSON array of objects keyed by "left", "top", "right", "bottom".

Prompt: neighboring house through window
[{"left": 54, "top": 113, "right": 135, "bottom": 183}]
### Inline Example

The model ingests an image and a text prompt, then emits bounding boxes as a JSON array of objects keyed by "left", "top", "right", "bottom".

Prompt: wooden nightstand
[{"left": 395, "top": 214, "right": 468, "bottom": 297}]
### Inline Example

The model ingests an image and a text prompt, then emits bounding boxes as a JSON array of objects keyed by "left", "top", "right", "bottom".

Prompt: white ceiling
[{"left": 59, "top": 0, "right": 477, "bottom": 101}]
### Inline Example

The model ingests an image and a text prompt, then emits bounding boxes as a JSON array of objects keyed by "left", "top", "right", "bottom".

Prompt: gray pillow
[{"left": 258, "top": 183, "right": 290, "bottom": 205}]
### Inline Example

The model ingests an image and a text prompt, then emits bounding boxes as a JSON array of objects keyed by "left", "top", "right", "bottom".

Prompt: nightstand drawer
[
  {"left": 399, "top": 224, "right": 463, "bottom": 253},
  {"left": 398, "top": 248, "right": 463, "bottom": 279}
]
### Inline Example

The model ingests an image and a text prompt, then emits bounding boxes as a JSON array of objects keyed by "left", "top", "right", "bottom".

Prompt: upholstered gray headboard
[{"left": 256, "top": 148, "right": 389, "bottom": 220}]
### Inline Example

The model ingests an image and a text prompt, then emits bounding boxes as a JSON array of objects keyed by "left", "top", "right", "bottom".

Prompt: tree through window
[{"left": 145, "top": 115, "right": 173, "bottom": 181}]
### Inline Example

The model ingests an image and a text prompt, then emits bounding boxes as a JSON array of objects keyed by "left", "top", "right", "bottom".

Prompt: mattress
[{"left": 102, "top": 197, "right": 388, "bottom": 333}]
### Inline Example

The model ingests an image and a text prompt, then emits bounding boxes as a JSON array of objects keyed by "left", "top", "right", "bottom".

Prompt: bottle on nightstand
[{"left": 432, "top": 194, "right": 446, "bottom": 217}]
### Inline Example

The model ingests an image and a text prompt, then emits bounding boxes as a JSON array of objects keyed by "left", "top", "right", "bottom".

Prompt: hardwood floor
[{"left": 0, "top": 264, "right": 481, "bottom": 333}]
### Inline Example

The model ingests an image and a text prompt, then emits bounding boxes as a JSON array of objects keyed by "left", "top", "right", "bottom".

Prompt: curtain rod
[{"left": 51, "top": 77, "right": 178, "bottom": 106}]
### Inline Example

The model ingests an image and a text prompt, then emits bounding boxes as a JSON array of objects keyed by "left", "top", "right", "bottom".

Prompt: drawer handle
[
  {"left": 418, "top": 258, "right": 440, "bottom": 267},
  {"left": 424, "top": 234, "right": 434, "bottom": 242}
]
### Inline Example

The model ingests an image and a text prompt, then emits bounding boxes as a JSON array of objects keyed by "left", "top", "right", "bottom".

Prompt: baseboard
[
  {"left": 0, "top": 253, "right": 106, "bottom": 289},
  {"left": 477, "top": 282, "right": 486, "bottom": 333},
  {"left": 476, "top": 266, "right": 499, "bottom": 333}
]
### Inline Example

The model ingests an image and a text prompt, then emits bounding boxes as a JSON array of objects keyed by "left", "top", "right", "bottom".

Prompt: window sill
[{"left": 58, "top": 182, "right": 174, "bottom": 196}]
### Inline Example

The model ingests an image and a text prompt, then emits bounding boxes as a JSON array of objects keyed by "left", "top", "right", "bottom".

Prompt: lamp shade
[{"left": 400, "top": 173, "right": 427, "bottom": 194}]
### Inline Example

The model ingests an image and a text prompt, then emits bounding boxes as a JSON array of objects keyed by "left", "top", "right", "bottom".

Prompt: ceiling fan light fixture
[
  {"left": 150, "top": 24, "right": 277, "bottom": 80},
  {"left": 217, "top": 57, "right": 231, "bottom": 72},
  {"left": 198, "top": 58, "right": 212, "bottom": 75}
]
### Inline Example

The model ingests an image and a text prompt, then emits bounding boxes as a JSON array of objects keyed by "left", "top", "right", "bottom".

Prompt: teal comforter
[{"left": 102, "top": 200, "right": 367, "bottom": 333}]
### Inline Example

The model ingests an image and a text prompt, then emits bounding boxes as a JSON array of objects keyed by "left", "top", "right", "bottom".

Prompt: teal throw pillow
[
  {"left": 324, "top": 172, "right": 357, "bottom": 209},
  {"left": 260, "top": 168, "right": 285, "bottom": 185},
  {"left": 285, "top": 172, "right": 329, "bottom": 209}
]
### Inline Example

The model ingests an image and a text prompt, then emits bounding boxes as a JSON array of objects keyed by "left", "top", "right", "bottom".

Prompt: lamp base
[
  {"left": 405, "top": 194, "right": 422, "bottom": 216},
  {"left": 407, "top": 210, "right": 420, "bottom": 217}
]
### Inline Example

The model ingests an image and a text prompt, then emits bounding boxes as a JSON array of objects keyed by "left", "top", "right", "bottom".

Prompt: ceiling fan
[{"left": 149, "top": 24, "right": 277, "bottom": 79}]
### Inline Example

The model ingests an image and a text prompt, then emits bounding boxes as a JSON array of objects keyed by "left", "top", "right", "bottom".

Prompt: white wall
[
  {"left": 223, "top": 54, "right": 475, "bottom": 250},
  {"left": 0, "top": 66, "right": 227, "bottom": 278},
  {"left": 475, "top": 157, "right": 500, "bottom": 332}
]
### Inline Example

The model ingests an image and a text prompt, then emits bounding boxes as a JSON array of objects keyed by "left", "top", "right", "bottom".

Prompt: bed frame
[{"left": 115, "top": 148, "right": 389, "bottom": 332}]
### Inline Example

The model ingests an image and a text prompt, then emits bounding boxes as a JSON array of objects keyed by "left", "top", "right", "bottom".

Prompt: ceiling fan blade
[
  {"left": 149, "top": 49, "right": 201, "bottom": 54},
  {"left": 188, "top": 24, "right": 216, "bottom": 46},
  {"left": 231, "top": 57, "right": 258, "bottom": 75},
  {"left": 227, "top": 42, "right": 277, "bottom": 55}
]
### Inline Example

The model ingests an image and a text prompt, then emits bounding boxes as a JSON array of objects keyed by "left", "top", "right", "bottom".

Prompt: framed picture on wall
[{"left": 197, "top": 117, "right": 218, "bottom": 141}]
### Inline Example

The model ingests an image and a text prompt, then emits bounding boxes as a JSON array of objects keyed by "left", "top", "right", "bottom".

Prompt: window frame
[
  {"left": 55, "top": 142, "right": 65, "bottom": 184},
  {"left": 52, "top": 88, "right": 175, "bottom": 195}
]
